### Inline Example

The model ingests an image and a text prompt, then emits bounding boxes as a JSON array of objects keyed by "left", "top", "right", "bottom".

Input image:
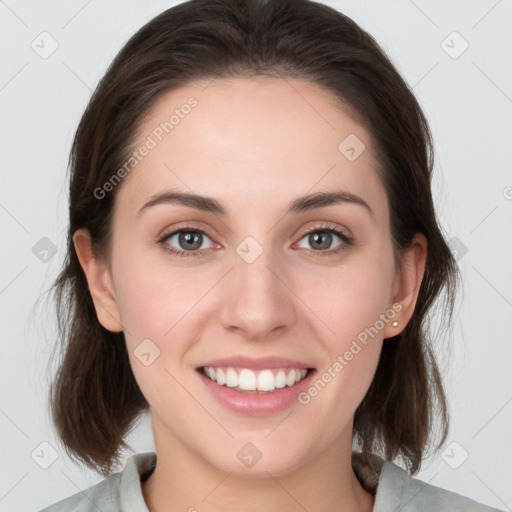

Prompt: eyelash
[{"left": 157, "top": 222, "right": 354, "bottom": 258}]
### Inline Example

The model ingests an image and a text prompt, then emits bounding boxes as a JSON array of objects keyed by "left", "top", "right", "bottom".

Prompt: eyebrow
[{"left": 137, "top": 189, "right": 374, "bottom": 220}]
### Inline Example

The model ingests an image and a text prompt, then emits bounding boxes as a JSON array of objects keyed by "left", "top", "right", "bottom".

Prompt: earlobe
[
  {"left": 383, "top": 233, "right": 428, "bottom": 339},
  {"left": 73, "top": 228, "right": 123, "bottom": 333}
]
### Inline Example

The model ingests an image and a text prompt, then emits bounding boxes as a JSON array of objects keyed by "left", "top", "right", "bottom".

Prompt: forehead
[{"left": 116, "top": 76, "right": 388, "bottom": 222}]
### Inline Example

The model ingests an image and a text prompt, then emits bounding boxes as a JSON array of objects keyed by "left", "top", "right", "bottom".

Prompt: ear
[
  {"left": 383, "top": 232, "right": 427, "bottom": 339},
  {"left": 73, "top": 228, "right": 123, "bottom": 333}
]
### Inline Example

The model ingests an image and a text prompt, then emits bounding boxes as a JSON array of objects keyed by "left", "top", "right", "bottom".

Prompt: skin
[{"left": 74, "top": 76, "right": 427, "bottom": 512}]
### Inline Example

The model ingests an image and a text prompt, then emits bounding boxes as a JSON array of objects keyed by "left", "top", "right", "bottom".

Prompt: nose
[{"left": 219, "top": 241, "right": 297, "bottom": 341}]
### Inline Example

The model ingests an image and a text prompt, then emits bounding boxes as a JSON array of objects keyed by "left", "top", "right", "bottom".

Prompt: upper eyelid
[{"left": 159, "top": 224, "right": 214, "bottom": 242}]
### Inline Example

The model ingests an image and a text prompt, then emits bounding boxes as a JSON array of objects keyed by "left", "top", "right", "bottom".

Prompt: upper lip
[{"left": 197, "top": 355, "right": 314, "bottom": 371}]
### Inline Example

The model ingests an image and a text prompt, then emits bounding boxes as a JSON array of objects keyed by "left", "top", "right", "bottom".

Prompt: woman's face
[{"left": 80, "top": 76, "right": 423, "bottom": 477}]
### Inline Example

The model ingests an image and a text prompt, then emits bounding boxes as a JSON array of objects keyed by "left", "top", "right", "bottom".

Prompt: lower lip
[{"left": 197, "top": 368, "right": 316, "bottom": 416}]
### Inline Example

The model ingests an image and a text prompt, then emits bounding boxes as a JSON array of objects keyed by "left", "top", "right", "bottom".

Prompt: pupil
[
  {"left": 311, "top": 232, "right": 331, "bottom": 250},
  {"left": 181, "top": 231, "right": 201, "bottom": 249}
]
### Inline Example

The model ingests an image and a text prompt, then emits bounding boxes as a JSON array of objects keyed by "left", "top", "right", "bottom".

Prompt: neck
[{"left": 142, "top": 416, "right": 375, "bottom": 512}]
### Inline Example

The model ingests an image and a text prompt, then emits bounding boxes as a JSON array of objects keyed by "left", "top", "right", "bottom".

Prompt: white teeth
[
  {"left": 285, "top": 369, "right": 296, "bottom": 386},
  {"left": 238, "top": 369, "right": 257, "bottom": 390},
  {"left": 225, "top": 368, "right": 238, "bottom": 387},
  {"left": 257, "top": 370, "right": 275, "bottom": 391},
  {"left": 202, "top": 366, "right": 309, "bottom": 392},
  {"left": 275, "top": 370, "right": 286, "bottom": 388},
  {"left": 216, "top": 368, "right": 226, "bottom": 385}
]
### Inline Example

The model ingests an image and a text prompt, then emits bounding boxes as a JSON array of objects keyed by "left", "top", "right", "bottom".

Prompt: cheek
[
  {"left": 110, "top": 250, "right": 206, "bottom": 408},
  {"left": 110, "top": 244, "right": 202, "bottom": 348},
  {"left": 297, "top": 249, "right": 395, "bottom": 344},
  {"left": 294, "top": 265, "right": 390, "bottom": 438},
  {"left": 292, "top": 245, "right": 394, "bottom": 412}
]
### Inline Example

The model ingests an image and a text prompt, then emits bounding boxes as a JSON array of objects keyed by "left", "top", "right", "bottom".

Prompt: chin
[{"left": 200, "top": 439, "right": 307, "bottom": 478}]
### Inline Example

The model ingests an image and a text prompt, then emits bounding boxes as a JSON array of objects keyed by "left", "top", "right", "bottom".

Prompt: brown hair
[{"left": 48, "top": 0, "right": 459, "bottom": 477}]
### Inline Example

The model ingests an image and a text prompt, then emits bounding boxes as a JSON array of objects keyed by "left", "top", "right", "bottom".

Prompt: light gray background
[{"left": 1, "top": 1, "right": 511, "bottom": 511}]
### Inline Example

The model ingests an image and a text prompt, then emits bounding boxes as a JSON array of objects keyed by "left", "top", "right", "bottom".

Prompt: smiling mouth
[{"left": 198, "top": 366, "right": 315, "bottom": 394}]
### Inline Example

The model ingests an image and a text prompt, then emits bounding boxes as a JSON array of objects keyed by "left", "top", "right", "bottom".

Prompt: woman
[{"left": 40, "top": 0, "right": 504, "bottom": 510}]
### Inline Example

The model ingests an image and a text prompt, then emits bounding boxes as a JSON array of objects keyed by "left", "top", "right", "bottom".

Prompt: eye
[
  {"left": 295, "top": 222, "right": 353, "bottom": 256},
  {"left": 157, "top": 222, "right": 353, "bottom": 258},
  {"left": 158, "top": 226, "right": 216, "bottom": 257}
]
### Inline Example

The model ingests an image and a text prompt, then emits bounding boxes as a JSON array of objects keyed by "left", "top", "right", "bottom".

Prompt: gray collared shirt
[{"left": 39, "top": 451, "right": 505, "bottom": 511}]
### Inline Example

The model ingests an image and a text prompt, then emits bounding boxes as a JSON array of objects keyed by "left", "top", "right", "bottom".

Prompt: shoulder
[
  {"left": 38, "top": 471, "right": 122, "bottom": 512},
  {"left": 375, "top": 460, "right": 505, "bottom": 512},
  {"left": 38, "top": 452, "right": 157, "bottom": 512}
]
